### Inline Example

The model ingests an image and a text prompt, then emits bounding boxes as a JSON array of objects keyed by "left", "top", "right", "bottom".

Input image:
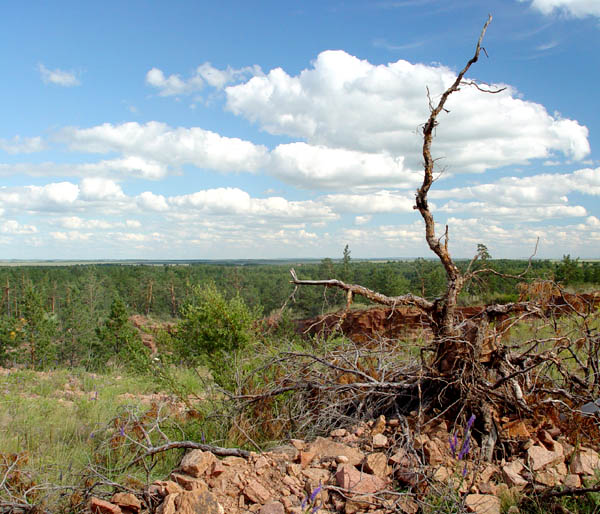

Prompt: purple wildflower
[
  {"left": 312, "top": 505, "right": 320, "bottom": 513},
  {"left": 462, "top": 463, "right": 468, "bottom": 478},
  {"left": 449, "top": 433, "right": 458, "bottom": 457},
  {"left": 458, "top": 434, "right": 471, "bottom": 460},
  {"left": 301, "top": 496, "right": 307, "bottom": 509},
  {"left": 466, "top": 414, "right": 476, "bottom": 430},
  {"left": 119, "top": 426, "right": 125, "bottom": 437},
  {"left": 310, "top": 484, "right": 322, "bottom": 502}
]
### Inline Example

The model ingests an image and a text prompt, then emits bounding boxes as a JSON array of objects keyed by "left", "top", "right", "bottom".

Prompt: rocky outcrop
[{"left": 89, "top": 413, "right": 600, "bottom": 514}]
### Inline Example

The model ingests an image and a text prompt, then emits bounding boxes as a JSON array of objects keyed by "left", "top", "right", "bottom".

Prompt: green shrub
[
  {"left": 94, "top": 297, "right": 149, "bottom": 371},
  {"left": 175, "top": 283, "right": 260, "bottom": 388}
]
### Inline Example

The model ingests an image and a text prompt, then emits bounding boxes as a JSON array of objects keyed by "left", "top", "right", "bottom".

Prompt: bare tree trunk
[{"left": 292, "top": 16, "right": 495, "bottom": 375}]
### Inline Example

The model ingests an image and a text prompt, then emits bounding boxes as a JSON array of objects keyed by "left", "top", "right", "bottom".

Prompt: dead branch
[
  {"left": 127, "top": 441, "right": 250, "bottom": 470},
  {"left": 289, "top": 268, "right": 434, "bottom": 312},
  {"left": 467, "top": 238, "right": 540, "bottom": 281}
]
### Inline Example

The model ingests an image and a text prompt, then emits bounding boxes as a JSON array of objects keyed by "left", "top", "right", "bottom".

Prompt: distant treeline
[
  {"left": 0, "top": 255, "right": 598, "bottom": 320},
  {"left": 0, "top": 254, "right": 598, "bottom": 370}
]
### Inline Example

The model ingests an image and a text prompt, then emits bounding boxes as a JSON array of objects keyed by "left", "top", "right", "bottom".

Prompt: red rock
[
  {"left": 176, "top": 490, "right": 224, "bottom": 514},
  {"left": 90, "top": 498, "right": 123, "bottom": 514},
  {"left": 527, "top": 445, "right": 562, "bottom": 471},
  {"left": 330, "top": 428, "right": 347, "bottom": 437},
  {"left": 502, "top": 460, "right": 528, "bottom": 489},
  {"left": 148, "top": 480, "right": 183, "bottom": 499},
  {"left": 465, "top": 494, "right": 500, "bottom": 514},
  {"left": 255, "top": 455, "right": 269, "bottom": 469},
  {"left": 502, "top": 420, "right": 530, "bottom": 440},
  {"left": 222, "top": 456, "right": 247, "bottom": 467},
  {"left": 244, "top": 479, "right": 271, "bottom": 504},
  {"left": 211, "top": 459, "right": 225, "bottom": 477},
  {"left": 372, "top": 433, "right": 388, "bottom": 448},
  {"left": 111, "top": 493, "right": 141, "bottom": 513},
  {"left": 308, "top": 437, "right": 365, "bottom": 466},
  {"left": 298, "top": 450, "right": 316, "bottom": 468},
  {"left": 364, "top": 452, "right": 390, "bottom": 477},
  {"left": 423, "top": 438, "right": 445, "bottom": 466},
  {"left": 564, "top": 474, "right": 582, "bottom": 488},
  {"left": 372, "top": 415, "right": 386, "bottom": 435},
  {"left": 301, "top": 467, "right": 330, "bottom": 485},
  {"left": 156, "top": 494, "right": 178, "bottom": 514},
  {"left": 180, "top": 450, "right": 217, "bottom": 477},
  {"left": 260, "top": 502, "right": 285, "bottom": 514},
  {"left": 335, "top": 464, "right": 388, "bottom": 495},
  {"left": 479, "top": 464, "right": 499, "bottom": 483},
  {"left": 289, "top": 439, "right": 305, "bottom": 450},
  {"left": 570, "top": 448, "right": 600, "bottom": 475},
  {"left": 170, "top": 472, "right": 208, "bottom": 491},
  {"left": 477, "top": 482, "right": 497, "bottom": 495}
]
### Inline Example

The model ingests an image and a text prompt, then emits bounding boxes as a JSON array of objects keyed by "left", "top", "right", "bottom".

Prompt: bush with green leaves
[
  {"left": 94, "top": 297, "right": 149, "bottom": 371},
  {"left": 175, "top": 283, "right": 260, "bottom": 388}
]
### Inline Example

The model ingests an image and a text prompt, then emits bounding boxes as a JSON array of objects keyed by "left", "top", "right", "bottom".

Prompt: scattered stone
[
  {"left": 259, "top": 501, "right": 285, "bottom": 514},
  {"left": 478, "top": 482, "right": 497, "bottom": 495},
  {"left": 502, "top": 420, "right": 530, "bottom": 440},
  {"left": 330, "top": 428, "right": 347, "bottom": 437},
  {"left": 372, "top": 433, "right": 388, "bottom": 448},
  {"left": 564, "top": 473, "right": 582, "bottom": 488},
  {"left": 527, "top": 445, "right": 562, "bottom": 471},
  {"left": 289, "top": 439, "right": 305, "bottom": 450},
  {"left": 570, "top": 448, "right": 600, "bottom": 476},
  {"left": 110, "top": 493, "right": 141, "bottom": 513},
  {"left": 90, "top": 498, "right": 122, "bottom": 514},
  {"left": 244, "top": 479, "right": 271, "bottom": 504},
  {"left": 301, "top": 467, "right": 330, "bottom": 485},
  {"left": 372, "top": 415, "right": 386, "bottom": 436},
  {"left": 170, "top": 472, "right": 208, "bottom": 491},
  {"left": 180, "top": 450, "right": 217, "bottom": 478},
  {"left": 298, "top": 450, "right": 316, "bottom": 468},
  {"left": 255, "top": 456, "right": 269, "bottom": 470},
  {"left": 502, "top": 460, "right": 528, "bottom": 489},
  {"left": 156, "top": 494, "right": 177, "bottom": 514},
  {"left": 308, "top": 437, "right": 365, "bottom": 466},
  {"left": 148, "top": 480, "right": 183, "bottom": 499},
  {"left": 176, "top": 490, "right": 224, "bottom": 514},
  {"left": 335, "top": 464, "right": 388, "bottom": 495},
  {"left": 423, "top": 438, "right": 445, "bottom": 466},
  {"left": 211, "top": 459, "right": 226, "bottom": 477},
  {"left": 432, "top": 466, "right": 453, "bottom": 482},
  {"left": 364, "top": 452, "right": 390, "bottom": 477},
  {"left": 336, "top": 455, "right": 349, "bottom": 464},
  {"left": 465, "top": 494, "right": 501, "bottom": 514}
]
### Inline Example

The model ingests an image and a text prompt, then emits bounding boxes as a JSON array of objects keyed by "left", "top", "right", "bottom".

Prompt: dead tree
[
  {"left": 292, "top": 15, "right": 501, "bottom": 372},
  {"left": 288, "top": 16, "right": 532, "bottom": 458}
]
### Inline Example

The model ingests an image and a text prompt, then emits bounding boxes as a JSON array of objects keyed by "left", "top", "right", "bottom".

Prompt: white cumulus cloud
[
  {"left": 523, "top": 0, "right": 600, "bottom": 18},
  {"left": 146, "top": 62, "right": 262, "bottom": 96},
  {"left": 0, "top": 136, "right": 45, "bottom": 154},
  {"left": 38, "top": 64, "right": 81, "bottom": 87},
  {"left": 226, "top": 50, "right": 590, "bottom": 180},
  {"left": 61, "top": 122, "right": 269, "bottom": 174}
]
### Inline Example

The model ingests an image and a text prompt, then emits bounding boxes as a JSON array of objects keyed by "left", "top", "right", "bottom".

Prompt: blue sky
[{"left": 0, "top": 0, "right": 599, "bottom": 260}]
